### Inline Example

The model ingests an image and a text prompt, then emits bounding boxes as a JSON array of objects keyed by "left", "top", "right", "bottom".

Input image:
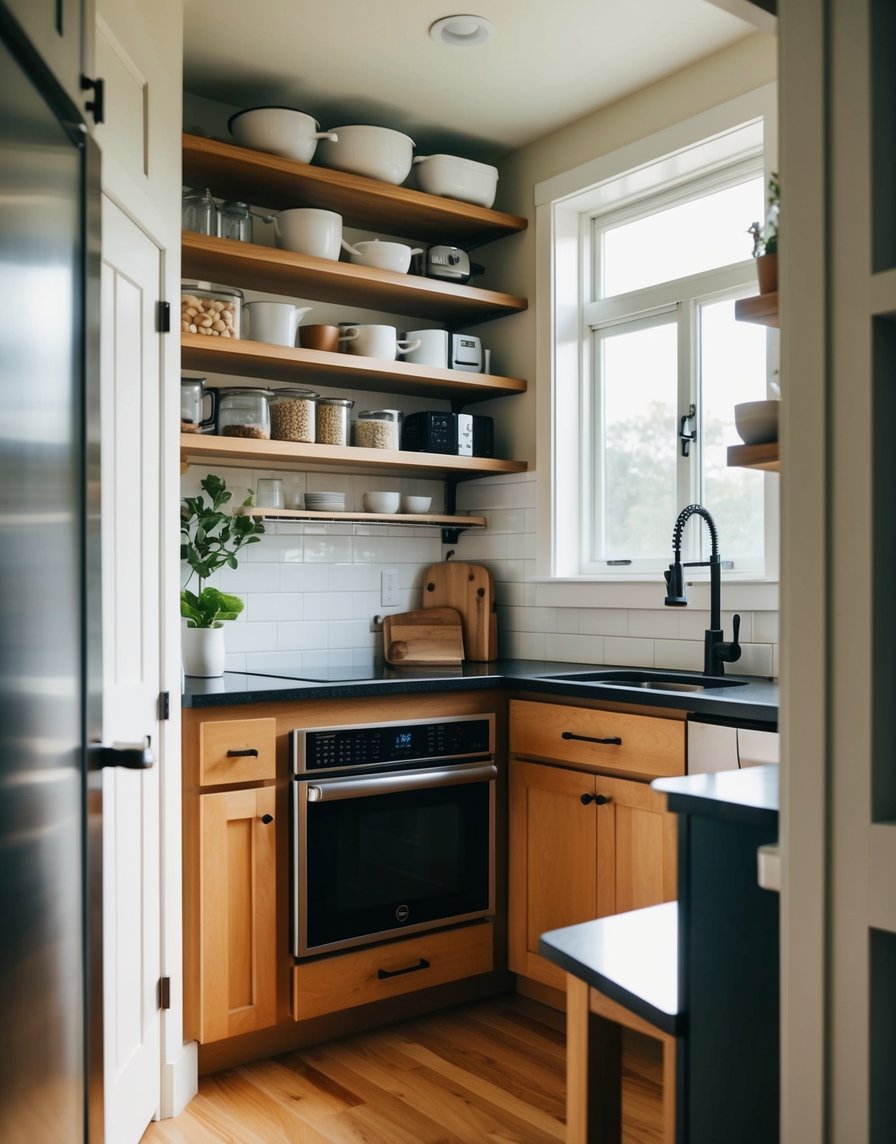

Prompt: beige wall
[{"left": 476, "top": 31, "right": 778, "bottom": 466}]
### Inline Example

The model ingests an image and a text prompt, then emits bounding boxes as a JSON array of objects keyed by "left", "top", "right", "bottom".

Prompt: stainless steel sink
[{"left": 541, "top": 669, "right": 748, "bottom": 693}]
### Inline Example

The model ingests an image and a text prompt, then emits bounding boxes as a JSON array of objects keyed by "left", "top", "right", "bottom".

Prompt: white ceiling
[{"left": 182, "top": 0, "right": 763, "bottom": 162}]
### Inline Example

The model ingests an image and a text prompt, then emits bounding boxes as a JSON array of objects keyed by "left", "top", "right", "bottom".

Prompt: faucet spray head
[{"left": 664, "top": 561, "right": 687, "bottom": 606}]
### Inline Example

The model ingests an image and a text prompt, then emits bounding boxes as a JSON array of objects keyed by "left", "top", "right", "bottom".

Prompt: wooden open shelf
[
  {"left": 726, "top": 442, "right": 780, "bottom": 471},
  {"left": 182, "top": 233, "right": 527, "bottom": 327},
  {"left": 734, "top": 292, "right": 780, "bottom": 328},
  {"left": 181, "top": 333, "right": 526, "bottom": 404},
  {"left": 182, "top": 132, "right": 527, "bottom": 249},
  {"left": 240, "top": 506, "right": 486, "bottom": 529},
  {"left": 180, "top": 432, "right": 528, "bottom": 479}
]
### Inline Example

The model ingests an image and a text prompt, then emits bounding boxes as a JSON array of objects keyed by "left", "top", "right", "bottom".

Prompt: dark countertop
[
  {"left": 653, "top": 763, "right": 779, "bottom": 828},
  {"left": 539, "top": 902, "right": 680, "bottom": 1033},
  {"left": 183, "top": 658, "right": 779, "bottom": 727}
]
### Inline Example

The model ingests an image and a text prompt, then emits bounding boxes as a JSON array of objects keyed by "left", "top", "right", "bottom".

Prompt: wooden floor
[{"left": 141, "top": 994, "right": 662, "bottom": 1143}]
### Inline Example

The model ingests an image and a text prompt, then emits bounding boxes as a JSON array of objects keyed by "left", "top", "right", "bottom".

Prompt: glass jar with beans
[
  {"left": 217, "top": 387, "right": 273, "bottom": 440},
  {"left": 315, "top": 397, "right": 354, "bottom": 446},
  {"left": 269, "top": 388, "right": 318, "bottom": 443},
  {"left": 180, "top": 281, "right": 242, "bottom": 339},
  {"left": 355, "top": 409, "right": 402, "bottom": 450}
]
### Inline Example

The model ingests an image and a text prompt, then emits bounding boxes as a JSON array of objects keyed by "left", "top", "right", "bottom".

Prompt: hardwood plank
[{"left": 141, "top": 995, "right": 662, "bottom": 1144}]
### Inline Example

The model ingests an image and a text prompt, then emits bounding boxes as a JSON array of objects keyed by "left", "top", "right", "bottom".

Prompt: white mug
[
  {"left": 338, "top": 323, "right": 421, "bottom": 361},
  {"left": 244, "top": 301, "right": 313, "bottom": 347},
  {"left": 402, "top": 328, "right": 448, "bottom": 368}
]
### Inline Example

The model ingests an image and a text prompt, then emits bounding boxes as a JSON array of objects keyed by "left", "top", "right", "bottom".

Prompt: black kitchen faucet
[{"left": 663, "top": 503, "right": 742, "bottom": 676}]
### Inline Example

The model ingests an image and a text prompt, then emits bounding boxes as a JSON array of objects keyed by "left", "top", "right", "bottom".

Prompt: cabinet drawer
[
  {"left": 198, "top": 717, "right": 277, "bottom": 786},
  {"left": 291, "top": 922, "right": 493, "bottom": 1021},
  {"left": 510, "top": 699, "right": 684, "bottom": 780}
]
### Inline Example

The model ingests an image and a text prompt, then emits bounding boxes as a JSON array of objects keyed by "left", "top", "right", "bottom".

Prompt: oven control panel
[{"left": 292, "top": 714, "right": 494, "bottom": 774}]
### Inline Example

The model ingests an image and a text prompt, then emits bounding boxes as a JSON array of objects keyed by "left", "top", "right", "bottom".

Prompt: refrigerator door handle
[{"left": 90, "top": 736, "right": 155, "bottom": 770}]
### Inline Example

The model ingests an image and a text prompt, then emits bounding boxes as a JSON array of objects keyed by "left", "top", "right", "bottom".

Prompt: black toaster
[{"left": 401, "top": 411, "right": 494, "bottom": 457}]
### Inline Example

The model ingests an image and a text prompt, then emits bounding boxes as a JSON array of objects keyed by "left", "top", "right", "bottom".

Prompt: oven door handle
[{"left": 305, "top": 762, "right": 497, "bottom": 802}]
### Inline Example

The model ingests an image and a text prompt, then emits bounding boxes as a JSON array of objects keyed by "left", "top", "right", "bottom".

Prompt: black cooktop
[{"left": 240, "top": 661, "right": 463, "bottom": 683}]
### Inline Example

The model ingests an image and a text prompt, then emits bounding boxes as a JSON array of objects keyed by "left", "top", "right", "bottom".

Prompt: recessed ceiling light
[{"left": 429, "top": 14, "right": 497, "bottom": 47}]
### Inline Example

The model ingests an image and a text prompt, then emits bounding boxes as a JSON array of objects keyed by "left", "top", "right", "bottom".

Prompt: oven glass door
[{"left": 295, "top": 763, "right": 494, "bottom": 956}]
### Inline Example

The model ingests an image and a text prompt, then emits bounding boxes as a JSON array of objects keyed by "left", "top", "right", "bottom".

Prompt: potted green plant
[
  {"left": 181, "top": 473, "right": 266, "bottom": 677},
  {"left": 749, "top": 171, "right": 779, "bottom": 294}
]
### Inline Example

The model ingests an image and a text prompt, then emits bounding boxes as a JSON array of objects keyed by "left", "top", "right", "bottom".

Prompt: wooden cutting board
[
  {"left": 422, "top": 562, "right": 497, "bottom": 662},
  {"left": 383, "top": 607, "right": 465, "bottom": 665}
]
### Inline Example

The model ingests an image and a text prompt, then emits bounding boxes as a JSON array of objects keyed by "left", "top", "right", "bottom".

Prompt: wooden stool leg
[{"left": 566, "top": 974, "right": 622, "bottom": 1143}]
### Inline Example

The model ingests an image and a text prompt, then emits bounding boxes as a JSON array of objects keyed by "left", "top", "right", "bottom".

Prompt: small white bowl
[
  {"left": 362, "top": 490, "right": 401, "bottom": 514},
  {"left": 734, "top": 400, "right": 780, "bottom": 445},
  {"left": 400, "top": 495, "right": 432, "bottom": 514}
]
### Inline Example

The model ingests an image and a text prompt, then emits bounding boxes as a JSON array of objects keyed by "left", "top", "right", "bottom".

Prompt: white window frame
[{"left": 533, "top": 83, "right": 779, "bottom": 612}]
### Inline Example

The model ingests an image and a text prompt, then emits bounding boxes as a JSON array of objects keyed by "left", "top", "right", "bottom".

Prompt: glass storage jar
[
  {"left": 217, "top": 387, "right": 273, "bottom": 440},
  {"left": 181, "top": 187, "right": 218, "bottom": 236},
  {"left": 219, "top": 200, "right": 253, "bottom": 243},
  {"left": 355, "top": 409, "right": 401, "bottom": 450},
  {"left": 270, "top": 388, "right": 318, "bottom": 443},
  {"left": 180, "top": 281, "right": 242, "bottom": 339},
  {"left": 315, "top": 397, "right": 354, "bottom": 446}
]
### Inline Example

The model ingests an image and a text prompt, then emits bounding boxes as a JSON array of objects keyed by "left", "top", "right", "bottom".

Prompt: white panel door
[{"left": 100, "top": 195, "right": 161, "bottom": 1144}]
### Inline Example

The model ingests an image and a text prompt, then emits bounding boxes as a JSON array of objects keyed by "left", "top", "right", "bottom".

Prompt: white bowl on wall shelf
[{"left": 734, "top": 400, "right": 779, "bottom": 445}]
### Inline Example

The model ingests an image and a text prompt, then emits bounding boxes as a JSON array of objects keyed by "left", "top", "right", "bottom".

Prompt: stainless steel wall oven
[{"left": 291, "top": 714, "right": 496, "bottom": 957}]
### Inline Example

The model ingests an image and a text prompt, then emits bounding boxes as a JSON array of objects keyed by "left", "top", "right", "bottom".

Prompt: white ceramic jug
[{"left": 243, "top": 301, "right": 313, "bottom": 347}]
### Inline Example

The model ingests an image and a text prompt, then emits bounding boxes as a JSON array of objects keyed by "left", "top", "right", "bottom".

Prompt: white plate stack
[{"left": 303, "top": 491, "right": 347, "bottom": 512}]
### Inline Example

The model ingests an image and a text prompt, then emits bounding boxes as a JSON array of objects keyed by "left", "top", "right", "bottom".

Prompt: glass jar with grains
[
  {"left": 315, "top": 397, "right": 354, "bottom": 446},
  {"left": 355, "top": 409, "right": 401, "bottom": 450},
  {"left": 217, "top": 387, "right": 273, "bottom": 439},
  {"left": 270, "top": 388, "right": 318, "bottom": 443}
]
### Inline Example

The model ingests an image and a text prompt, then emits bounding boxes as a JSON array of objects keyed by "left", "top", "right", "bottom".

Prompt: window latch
[{"left": 679, "top": 403, "right": 697, "bottom": 457}]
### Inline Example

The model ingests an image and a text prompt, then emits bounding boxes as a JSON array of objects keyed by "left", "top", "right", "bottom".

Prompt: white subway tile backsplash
[{"left": 183, "top": 464, "right": 778, "bottom": 674}]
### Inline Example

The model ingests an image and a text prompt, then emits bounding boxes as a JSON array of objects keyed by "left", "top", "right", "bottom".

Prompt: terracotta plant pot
[{"left": 756, "top": 252, "right": 778, "bottom": 294}]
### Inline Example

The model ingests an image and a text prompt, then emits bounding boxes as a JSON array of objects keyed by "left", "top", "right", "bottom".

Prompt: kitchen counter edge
[{"left": 182, "top": 659, "right": 779, "bottom": 727}]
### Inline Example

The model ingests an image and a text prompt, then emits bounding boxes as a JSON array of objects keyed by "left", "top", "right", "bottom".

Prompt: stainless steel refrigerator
[{"left": 0, "top": 6, "right": 104, "bottom": 1142}]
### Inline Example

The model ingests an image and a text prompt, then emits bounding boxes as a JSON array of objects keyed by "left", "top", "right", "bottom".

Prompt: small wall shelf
[
  {"left": 734, "top": 293, "right": 780, "bottom": 328},
  {"left": 726, "top": 442, "right": 780, "bottom": 471}
]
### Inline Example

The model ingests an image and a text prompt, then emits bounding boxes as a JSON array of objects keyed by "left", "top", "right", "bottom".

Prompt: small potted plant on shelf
[
  {"left": 748, "top": 171, "right": 779, "bottom": 295},
  {"left": 181, "top": 473, "right": 266, "bottom": 678}
]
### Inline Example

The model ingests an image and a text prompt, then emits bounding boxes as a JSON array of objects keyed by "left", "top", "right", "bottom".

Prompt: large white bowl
[
  {"left": 345, "top": 240, "right": 420, "bottom": 274},
  {"left": 734, "top": 399, "right": 780, "bottom": 445},
  {"left": 362, "top": 491, "right": 401, "bottom": 514},
  {"left": 316, "top": 125, "right": 415, "bottom": 184},
  {"left": 274, "top": 208, "right": 343, "bottom": 260},
  {"left": 413, "top": 153, "right": 498, "bottom": 208},
  {"left": 228, "top": 106, "right": 335, "bottom": 164}
]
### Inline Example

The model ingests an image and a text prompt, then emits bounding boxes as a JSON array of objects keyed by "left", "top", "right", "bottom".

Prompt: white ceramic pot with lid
[
  {"left": 413, "top": 154, "right": 499, "bottom": 208},
  {"left": 342, "top": 239, "right": 423, "bottom": 274},
  {"left": 227, "top": 106, "right": 338, "bottom": 163},
  {"left": 315, "top": 126, "right": 415, "bottom": 184}
]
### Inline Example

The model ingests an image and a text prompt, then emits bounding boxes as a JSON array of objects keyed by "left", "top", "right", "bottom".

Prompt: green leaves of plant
[{"left": 180, "top": 473, "right": 266, "bottom": 626}]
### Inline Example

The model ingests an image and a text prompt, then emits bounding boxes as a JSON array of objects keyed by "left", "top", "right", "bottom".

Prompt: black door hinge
[
  {"left": 157, "top": 301, "right": 171, "bottom": 333},
  {"left": 159, "top": 691, "right": 170, "bottom": 721},
  {"left": 80, "top": 75, "right": 105, "bottom": 125},
  {"left": 158, "top": 977, "right": 171, "bottom": 1010}
]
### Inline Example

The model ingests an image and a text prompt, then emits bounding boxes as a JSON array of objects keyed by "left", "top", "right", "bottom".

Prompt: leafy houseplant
[
  {"left": 748, "top": 171, "right": 780, "bottom": 294},
  {"left": 180, "top": 474, "right": 265, "bottom": 676}
]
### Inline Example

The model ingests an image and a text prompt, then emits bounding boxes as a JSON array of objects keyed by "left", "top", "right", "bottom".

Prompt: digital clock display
[{"left": 394, "top": 730, "right": 413, "bottom": 750}]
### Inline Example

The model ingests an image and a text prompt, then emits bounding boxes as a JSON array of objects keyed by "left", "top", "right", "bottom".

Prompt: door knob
[{"left": 90, "top": 736, "right": 154, "bottom": 770}]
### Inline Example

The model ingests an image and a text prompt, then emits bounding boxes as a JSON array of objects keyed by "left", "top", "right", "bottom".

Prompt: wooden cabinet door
[
  {"left": 509, "top": 760, "right": 615, "bottom": 989},
  {"left": 194, "top": 786, "right": 277, "bottom": 1043},
  {"left": 608, "top": 775, "right": 677, "bottom": 914}
]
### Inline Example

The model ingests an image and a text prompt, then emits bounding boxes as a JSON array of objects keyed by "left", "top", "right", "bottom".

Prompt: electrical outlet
[{"left": 381, "top": 568, "right": 398, "bottom": 607}]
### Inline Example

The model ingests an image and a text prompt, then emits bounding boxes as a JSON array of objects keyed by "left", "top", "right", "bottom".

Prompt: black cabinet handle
[
  {"left": 562, "top": 731, "right": 622, "bottom": 746},
  {"left": 261, "top": 814, "right": 274, "bottom": 824},
  {"left": 377, "top": 957, "right": 431, "bottom": 980},
  {"left": 227, "top": 748, "right": 259, "bottom": 758},
  {"left": 580, "top": 793, "right": 610, "bottom": 806}
]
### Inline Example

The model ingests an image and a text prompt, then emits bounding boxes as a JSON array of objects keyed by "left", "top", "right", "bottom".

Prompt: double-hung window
[{"left": 542, "top": 94, "right": 778, "bottom": 586}]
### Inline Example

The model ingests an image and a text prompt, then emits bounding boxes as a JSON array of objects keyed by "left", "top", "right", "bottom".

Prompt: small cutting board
[
  {"left": 383, "top": 607, "right": 465, "bottom": 665},
  {"left": 422, "top": 562, "right": 497, "bottom": 662}
]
